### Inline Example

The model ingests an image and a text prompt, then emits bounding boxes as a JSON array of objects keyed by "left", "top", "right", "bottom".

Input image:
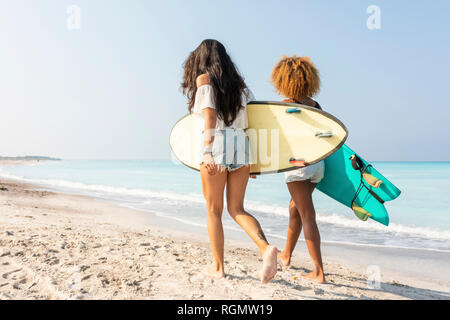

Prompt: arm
[
  {"left": 202, "top": 107, "right": 217, "bottom": 175},
  {"left": 203, "top": 107, "right": 216, "bottom": 149},
  {"left": 197, "top": 74, "right": 217, "bottom": 175}
]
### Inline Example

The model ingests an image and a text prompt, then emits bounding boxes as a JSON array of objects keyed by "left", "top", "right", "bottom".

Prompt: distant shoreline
[
  {"left": 0, "top": 156, "right": 61, "bottom": 165},
  {"left": 0, "top": 156, "right": 61, "bottom": 161}
]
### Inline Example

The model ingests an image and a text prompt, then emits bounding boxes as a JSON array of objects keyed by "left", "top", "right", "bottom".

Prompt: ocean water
[{"left": 1, "top": 160, "right": 449, "bottom": 252}]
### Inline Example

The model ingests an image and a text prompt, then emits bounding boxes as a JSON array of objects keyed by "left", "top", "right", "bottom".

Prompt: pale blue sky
[{"left": 1, "top": 0, "right": 449, "bottom": 160}]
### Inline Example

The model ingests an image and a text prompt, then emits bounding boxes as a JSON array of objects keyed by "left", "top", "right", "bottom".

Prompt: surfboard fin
[
  {"left": 362, "top": 173, "right": 383, "bottom": 188},
  {"left": 286, "top": 107, "right": 301, "bottom": 113},
  {"left": 315, "top": 131, "right": 333, "bottom": 138},
  {"left": 351, "top": 204, "right": 372, "bottom": 221}
]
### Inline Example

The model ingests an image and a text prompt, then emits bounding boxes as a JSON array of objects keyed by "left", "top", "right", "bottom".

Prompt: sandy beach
[{"left": 0, "top": 176, "right": 448, "bottom": 300}]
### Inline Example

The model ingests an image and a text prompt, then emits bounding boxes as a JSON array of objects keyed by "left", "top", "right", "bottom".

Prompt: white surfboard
[{"left": 170, "top": 101, "right": 348, "bottom": 175}]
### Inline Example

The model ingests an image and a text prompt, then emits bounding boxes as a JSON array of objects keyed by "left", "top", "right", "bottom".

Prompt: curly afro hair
[{"left": 271, "top": 55, "right": 321, "bottom": 101}]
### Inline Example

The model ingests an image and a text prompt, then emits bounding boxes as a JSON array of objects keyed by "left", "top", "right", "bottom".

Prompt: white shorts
[
  {"left": 199, "top": 129, "right": 250, "bottom": 172},
  {"left": 285, "top": 161, "right": 325, "bottom": 184}
]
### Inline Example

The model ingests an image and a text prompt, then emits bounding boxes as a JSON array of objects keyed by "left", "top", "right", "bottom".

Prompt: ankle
[
  {"left": 279, "top": 250, "right": 289, "bottom": 258},
  {"left": 259, "top": 244, "right": 268, "bottom": 257},
  {"left": 313, "top": 267, "right": 324, "bottom": 276},
  {"left": 215, "top": 264, "right": 224, "bottom": 272}
]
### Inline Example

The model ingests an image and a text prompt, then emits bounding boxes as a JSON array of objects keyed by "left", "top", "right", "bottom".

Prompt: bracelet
[{"left": 202, "top": 146, "right": 213, "bottom": 154}]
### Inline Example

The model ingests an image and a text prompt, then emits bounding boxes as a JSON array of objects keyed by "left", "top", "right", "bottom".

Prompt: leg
[
  {"left": 279, "top": 184, "right": 316, "bottom": 266},
  {"left": 287, "top": 181, "right": 325, "bottom": 283},
  {"left": 278, "top": 200, "right": 302, "bottom": 266},
  {"left": 226, "top": 166, "right": 278, "bottom": 283},
  {"left": 200, "top": 165, "right": 228, "bottom": 279},
  {"left": 226, "top": 166, "right": 268, "bottom": 254}
]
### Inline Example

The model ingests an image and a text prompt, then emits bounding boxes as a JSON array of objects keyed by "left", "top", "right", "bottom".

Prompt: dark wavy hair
[{"left": 181, "top": 39, "right": 247, "bottom": 127}]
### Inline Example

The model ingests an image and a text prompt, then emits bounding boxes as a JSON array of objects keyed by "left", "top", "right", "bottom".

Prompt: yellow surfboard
[{"left": 170, "top": 101, "right": 348, "bottom": 175}]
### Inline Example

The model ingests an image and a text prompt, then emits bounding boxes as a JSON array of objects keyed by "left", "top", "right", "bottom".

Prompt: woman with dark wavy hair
[{"left": 181, "top": 39, "right": 278, "bottom": 283}]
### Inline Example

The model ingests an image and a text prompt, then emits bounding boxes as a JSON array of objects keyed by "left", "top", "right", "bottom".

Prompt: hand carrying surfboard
[{"left": 169, "top": 101, "right": 348, "bottom": 174}]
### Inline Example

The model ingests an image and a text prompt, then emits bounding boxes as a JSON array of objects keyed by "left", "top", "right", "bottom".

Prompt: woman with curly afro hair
[{"left": 272, "top": 55, "right": 326, "bottom": 283}]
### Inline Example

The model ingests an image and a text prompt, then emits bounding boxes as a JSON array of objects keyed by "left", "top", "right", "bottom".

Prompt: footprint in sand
[
  {"left": 12, "top": 278, "right": 27, "bottom": 290},
  {"left": 80, "top": 265, "right": 90, "bottom": 272},
  {"left": 0, "top": 293, "right": 12, "bottom": 299},
  {"left": 81, "top": 274, "right": 92, "bottom": 281},
  {"left": 2, "top": 268, "right": 22, "bottom": 279},
  {"left": 314, "top": 288, "right": 325, "bottom": 295},
  {"left": 0, "top": 251, "right": 11, "bottom": 257}
]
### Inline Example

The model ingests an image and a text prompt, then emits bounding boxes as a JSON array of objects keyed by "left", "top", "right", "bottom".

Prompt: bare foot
[
  {"left": 261, "top": 246, "right": 278, "bottom": 284},
  {"left": 277, "top": 250, "right": 291, "bottom": 267},
  {"left": 301, "top": 270, "right": 325, "bottom": 284},
  {"left": 202, "top": 265, "right": 225, "bottom": 279}
]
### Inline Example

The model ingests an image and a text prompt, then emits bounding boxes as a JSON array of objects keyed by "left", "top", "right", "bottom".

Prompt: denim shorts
[
  {"left": 200, "top": 128, "right": 251, "bottom": 172},
  {"left": 285, "top": 161, "right": 325, "bottom": 184}
]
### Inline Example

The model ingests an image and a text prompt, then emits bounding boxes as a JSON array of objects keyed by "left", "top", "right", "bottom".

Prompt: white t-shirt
[{"left": 193, "top": 84, "right": 255, "bottom": 130}]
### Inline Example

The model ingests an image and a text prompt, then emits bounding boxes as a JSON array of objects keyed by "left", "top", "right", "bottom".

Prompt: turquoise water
[{"left": 1, "top": 160, "right": 449, "bottom": 252}]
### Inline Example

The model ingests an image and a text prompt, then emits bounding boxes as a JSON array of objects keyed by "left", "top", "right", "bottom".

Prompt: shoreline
[
  {"left": 0, "top": 179, "right": 449, "bottom": 299},
  {"left": 2, "top": 160, "right": 449, "bottom": 254},
  {"left": 0, "top": 159, "right": 55, "bottom": 165},
  {"left": 3, "top": 164, "right": 449, "bottom": 255}
]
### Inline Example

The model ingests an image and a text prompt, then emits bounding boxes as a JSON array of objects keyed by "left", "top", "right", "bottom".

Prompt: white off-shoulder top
[{"left": 193, "top": 84, "right": 255, "bottom": 130}]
